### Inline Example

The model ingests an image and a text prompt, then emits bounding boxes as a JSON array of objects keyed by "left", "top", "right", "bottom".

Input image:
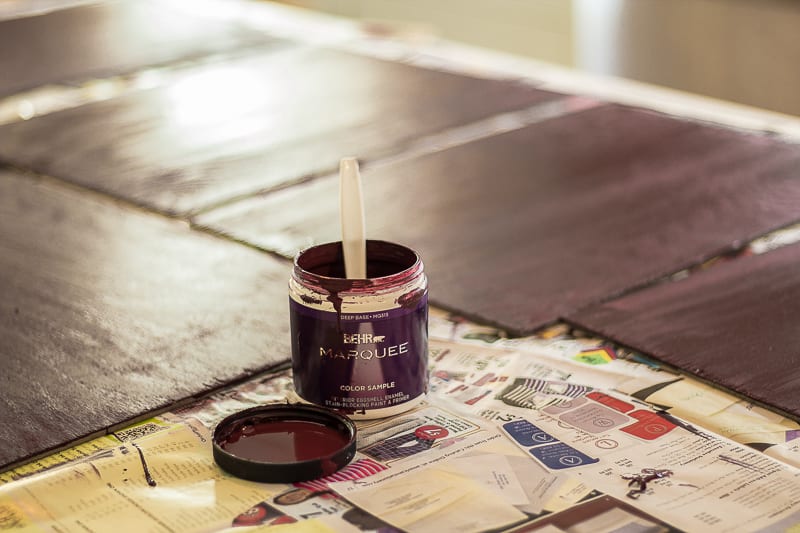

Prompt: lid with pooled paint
[{"left": 213, "top": 403, "right": 357, "bottom": 483}]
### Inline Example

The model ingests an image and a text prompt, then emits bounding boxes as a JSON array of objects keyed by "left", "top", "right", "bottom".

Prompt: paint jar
[{"left": 289, "top": 240, "right": 428, "bottom": 419}]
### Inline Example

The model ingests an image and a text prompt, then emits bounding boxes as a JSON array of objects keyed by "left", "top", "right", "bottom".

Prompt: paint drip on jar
[{"left": 289, "top": 240, "right": 428, "bottom": 419}]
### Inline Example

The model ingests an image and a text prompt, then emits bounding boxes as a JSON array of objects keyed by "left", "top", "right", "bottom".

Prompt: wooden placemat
[
  {"left": 0, "top": 0, "right": 281, "bottom": 98},
  {"left": 566, "top": 243, "right": 800, "bottom": 421},
  {"left": 0, "top": 170, "right": 291, "bottom": 471},
  {"left": 197, "top": 104, "right": 800, "bottom": 334},
  {"left": 0, "top": 48, "right": 560, "bottom": 215}
]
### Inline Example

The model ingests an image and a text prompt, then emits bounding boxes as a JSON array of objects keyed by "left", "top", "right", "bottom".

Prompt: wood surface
[
  {"left": 566, "top": 243, "right": 800, "bottom": 421},
  {"left": 0, "top": 170, "right": 292, "bottom": 471},
  {"left": 0, "top": 48, "right": 560, "bottom": 215},
  {"left": 0, "top": 0, "right": 280, "bottom": 98},
  {"left": 197, "top": 104, "right": 800, "bottom": 334}
]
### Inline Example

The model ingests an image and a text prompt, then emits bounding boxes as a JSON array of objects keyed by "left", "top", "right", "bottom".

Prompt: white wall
[{"left": 278, "top": 0, "right": 800, "bottom": 115}]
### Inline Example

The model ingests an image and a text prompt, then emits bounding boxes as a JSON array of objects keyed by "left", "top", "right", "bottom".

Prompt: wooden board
[
  {"left": 566, "top": 243, "right": 800, "bottom": 421},
  {"left": 0, "top": 0, "right": 282, "bottom": 97},
  {"left": 196, "top": 104, "right": 800, "bottom": 334},
  {"left": 0, "top": 48, "right": 560, "bottom": 215},
  {"left": 0, "top": 170, "right": 291, "bottom": 471}
]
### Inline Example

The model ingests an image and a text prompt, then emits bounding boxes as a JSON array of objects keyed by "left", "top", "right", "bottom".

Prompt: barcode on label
[{"left": 114, "top": 422, "right": 165, "bottom": 442}]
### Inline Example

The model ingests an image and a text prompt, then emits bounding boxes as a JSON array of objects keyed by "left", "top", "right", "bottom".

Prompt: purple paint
[
  {"left": 289, "top": 240, "right": 428, "bottom": 419},
  {"left": 218, "top": 419, "right": 349, "bottom": 462},
  {"left": 132, "top": 442, "right": 157, "bottom": 486}
]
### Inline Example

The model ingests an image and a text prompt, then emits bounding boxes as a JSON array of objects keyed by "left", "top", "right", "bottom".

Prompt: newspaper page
[
  {"left": 430, "top": 336, "right": 800, "bottom": 531},
  {"left": 0, "top": 420, "right": 276, "bottom": 532},
  {"left": 0, "top": 417, "right": 405, "bottom": 533},
  {"left": 332, "top": 408, "right": 589, "bottom": 532},
  {"left": 395, "top": 335, "right": 800, "bottom": 532},
  {"left": 430, "top": 308, "right": 800, "bottom": 467},
  {"left": 2, "top": 320, "right": 799, "bottom": 532}
]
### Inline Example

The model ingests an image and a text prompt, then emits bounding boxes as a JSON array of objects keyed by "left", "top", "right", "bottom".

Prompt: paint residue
[{"left": 132, "top": 442, "right": 157, "bottom": 487}]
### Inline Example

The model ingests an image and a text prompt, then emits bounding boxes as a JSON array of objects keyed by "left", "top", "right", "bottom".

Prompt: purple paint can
[{"left": 289, "top": 240, "right": 428, "bottom": 419}]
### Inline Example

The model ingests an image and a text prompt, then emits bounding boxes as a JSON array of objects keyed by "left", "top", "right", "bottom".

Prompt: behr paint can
[{"left": 289, "top": 240, "right": 428, "bottom": 419}]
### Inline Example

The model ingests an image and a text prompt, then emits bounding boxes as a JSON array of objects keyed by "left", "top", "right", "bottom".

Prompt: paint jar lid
[{"left": 212, "top": 404, "right": 357, "bottom": 483}]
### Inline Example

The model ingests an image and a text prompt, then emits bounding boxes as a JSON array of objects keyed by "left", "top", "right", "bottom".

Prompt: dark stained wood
[
  {"left": 0, "top": 170, "right": 291, "bottom": 471},
  {"left": 0, "top": 0, "right": 283, "bottom": 98},
  {"left": 565, "top": 243, "right": 800, "bottom": 421},
  {"left": 0, "top": 48, "right": 561, "bottom": 215},
  {"left": 196, "top": 104, "right": 800, "bottom": 334}
]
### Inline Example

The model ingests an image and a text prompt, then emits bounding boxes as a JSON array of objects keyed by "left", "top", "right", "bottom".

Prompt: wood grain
[
  {"left": 0, "top": 170, "right": 291, "bottom": 471},
  {"left": 0, "top": 0, "right": 282, "bottom": 98},
  {"left": 197, "top": 104, "right": 800, "bottom": 334},
  {"left": 0, "top": 48, "right": 560, "bottom": 215},
  {"left": 566, "top": 243, "right": 800, "bottom": 421}
]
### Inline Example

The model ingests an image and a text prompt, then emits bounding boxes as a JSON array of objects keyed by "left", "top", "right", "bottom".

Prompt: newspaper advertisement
[{"left": 1, "top": 320, "right": 799, "bottom": 532}]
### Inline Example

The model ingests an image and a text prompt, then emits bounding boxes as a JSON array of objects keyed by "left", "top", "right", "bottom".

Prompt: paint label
[{"left": 290, "top": 295, "right": 428, "bottom": 414}]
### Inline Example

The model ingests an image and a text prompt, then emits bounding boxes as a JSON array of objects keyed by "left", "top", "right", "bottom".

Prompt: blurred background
[{"left": 276, "top": 0, "right": 800, "bottom": 117}]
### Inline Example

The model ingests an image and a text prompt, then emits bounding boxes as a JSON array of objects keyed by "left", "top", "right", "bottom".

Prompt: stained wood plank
[
  {"left": 197, "top": 104, "right": 800, "bottom": 334},
  {"left": 0, "top": 170, "right": 291, "bottom": 471},
  {"left": 0, "top": 0, "right": 283, "bottom": 98},
  {"left": 565, "top": 243, "right": 800, "bottom": 421},
  {"left": 0, "top": 48, "right": 560, "bottom": 215}
]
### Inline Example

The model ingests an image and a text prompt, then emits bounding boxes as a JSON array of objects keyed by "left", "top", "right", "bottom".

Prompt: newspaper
[
  {"left": 329, "top": 336, "right": 800, "bottom": 532},
  {"left": 430, "top": 309, "right": 800, "bottom": 469},
  {"left": 2, "top": 313, "right": 799, "bottom": 532}
]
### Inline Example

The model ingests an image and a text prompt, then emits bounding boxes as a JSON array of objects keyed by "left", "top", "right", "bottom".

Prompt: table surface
[
  {"left": 1, "top": 1, "right": 799, "bottom": 530},
  {"left": 198, "top": 102, "right": 800, "bottom": 334}
]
